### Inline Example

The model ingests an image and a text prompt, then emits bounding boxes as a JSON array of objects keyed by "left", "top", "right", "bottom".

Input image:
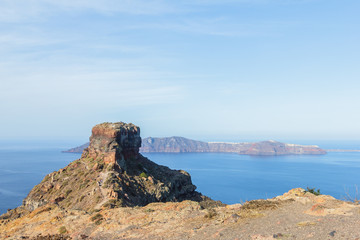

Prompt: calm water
[
  {"left": 0, "top": 149, "right": 78, "bottom": 214},
  {"left": 1, "top": 148, "right": 360, "bottom": 214},
  {"left": 144, "top": 152, "right": 360, "bottom": 204}
]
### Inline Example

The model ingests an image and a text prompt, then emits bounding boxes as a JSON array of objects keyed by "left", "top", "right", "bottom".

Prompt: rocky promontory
[
  {"left": 3, "top": 122, "right": 209, "bottom": 220},
  {"left": 65, "top": 137, "right": 326, "bottom": 155}
]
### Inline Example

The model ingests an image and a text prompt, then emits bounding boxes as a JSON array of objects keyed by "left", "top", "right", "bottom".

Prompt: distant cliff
[
  {"left": 141, "top": 137, "right": 210, "bottom": 153},
  {"left": 64, "top": 137, "right": 326, "bottom": 155},
  {"left": 63, "top": 142, "right": 89, "bottom": 153}
]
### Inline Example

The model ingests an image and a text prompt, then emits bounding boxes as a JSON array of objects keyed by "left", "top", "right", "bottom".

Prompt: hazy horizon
[{"left": 1, "top": 0, "right": 359, "bottom": 142}]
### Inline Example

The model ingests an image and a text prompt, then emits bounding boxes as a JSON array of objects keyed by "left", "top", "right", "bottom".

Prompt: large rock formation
[
  {"left": 85, "top": 122, "right": 141, "bottom": 165},
  {"left": 19, "top": 122, "right": 202, "bottom": 214},
  {"left": 65, "top": 137, "right": 327, "bottom": 155}
]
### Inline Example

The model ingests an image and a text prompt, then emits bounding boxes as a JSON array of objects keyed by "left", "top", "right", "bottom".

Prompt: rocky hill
[
  {"left": 2, "top": 122, "right": 211, "bottom": 220},
  {"left": 65, "top": 137, "right": 326, "bottom": 155}
]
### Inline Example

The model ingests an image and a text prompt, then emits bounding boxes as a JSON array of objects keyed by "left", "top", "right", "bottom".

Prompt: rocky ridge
[{"left": 65, "top": 137, "right": 326, "bottom": 155}]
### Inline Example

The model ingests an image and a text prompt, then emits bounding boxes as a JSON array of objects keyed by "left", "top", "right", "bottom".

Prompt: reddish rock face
[{"left": 83, "top": 122, "right": 141, "bottom": 164}]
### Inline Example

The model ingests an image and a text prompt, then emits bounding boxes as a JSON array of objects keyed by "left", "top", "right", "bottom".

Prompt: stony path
[{"left": 95, "top": 171, "right": 109, "bottom": 209}]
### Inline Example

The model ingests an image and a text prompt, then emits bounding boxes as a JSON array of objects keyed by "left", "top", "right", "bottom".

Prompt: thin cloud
[
  {"left": 125, "top": 17, "right": 299, "bottom": 37},
  {"left": 49, "top": 0, "right": 177, "bottom": 15},
  {"left": 0, "top": 0, "right": 320, "bottom": 22},
  {"left": 0, "top": 0, "right": 178, "bottom": 22},
  {"left": 0, "top": 70, "right": 184, "bottom": 114}
]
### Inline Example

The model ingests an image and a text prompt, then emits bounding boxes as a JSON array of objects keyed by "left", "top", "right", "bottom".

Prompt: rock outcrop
[
  {"left": 15, "top": 122, "right": 202, "bottom": 214},
  {"left": 65, "top": 137, "right": 327, "bottom": 155},
  {"left": 85, "top": 122, "right": 141, "bottom": 164}
]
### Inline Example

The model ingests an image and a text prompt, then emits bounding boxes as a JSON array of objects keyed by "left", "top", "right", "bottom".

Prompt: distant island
[{"left": 64, "top": 136, "right": 327, "bottom": 155}]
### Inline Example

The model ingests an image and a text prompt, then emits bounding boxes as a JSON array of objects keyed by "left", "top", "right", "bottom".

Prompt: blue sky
[{"left": 0, "top": 0, "right": 359, "bottom": 145}]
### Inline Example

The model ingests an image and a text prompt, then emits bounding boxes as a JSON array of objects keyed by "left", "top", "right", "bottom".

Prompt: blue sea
[{"left": 1, "top": 141, "right": 360, "bottom": 215}]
